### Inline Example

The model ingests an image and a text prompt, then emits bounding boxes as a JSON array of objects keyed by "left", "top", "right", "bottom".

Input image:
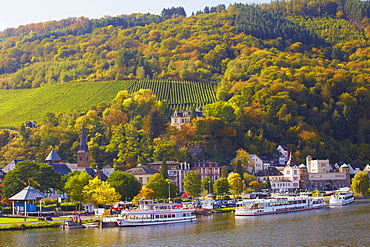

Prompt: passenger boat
[
  {"left": 329, "top": 187, "right": 354, "bottom": 206},
  {"left": 116, "top": 201, "right": 196, "bottom": 227},
  {"left": 235, "top": 196, "right": 325, "bottom": 216}
]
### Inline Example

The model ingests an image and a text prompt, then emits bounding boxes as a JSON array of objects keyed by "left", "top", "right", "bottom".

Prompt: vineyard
[
  {"left": 0, "top": 79, "right": 216, "bottom": 127},
  {"left": 123, "top": 79, "right": 217, "bottom": 113}
]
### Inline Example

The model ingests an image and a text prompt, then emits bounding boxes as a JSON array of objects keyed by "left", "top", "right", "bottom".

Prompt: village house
[
  {"left": 170, "top": 107, "right": 204, "bottom": 129},
  {"left": 124, "top": 165, "right": 159, "bottom": 186},
  {"left": 255, "top": 167, "right": 284, "bottom": 183},
  {"left": 192, "top": 161, "right": 223, "bottom": 182}
]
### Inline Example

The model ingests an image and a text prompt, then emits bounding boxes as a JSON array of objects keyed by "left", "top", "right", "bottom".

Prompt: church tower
[{"left": 77, "top": 122, "right": 90, "bottom": 168}]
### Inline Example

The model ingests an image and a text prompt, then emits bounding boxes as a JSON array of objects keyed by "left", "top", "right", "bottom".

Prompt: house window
[
  {"left": 294, "top": 170, "right": 297, "bottom": 175},
  {"left": 286, "top": 170, "right": 290, "bottom": 175},
  {"left": 139, "top": 177, "right": 143, "bottom": 183}
]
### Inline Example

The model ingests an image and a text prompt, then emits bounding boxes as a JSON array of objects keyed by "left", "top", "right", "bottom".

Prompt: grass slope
[{"left": 0, "top": 80, "right": 216, "bottom": 128}]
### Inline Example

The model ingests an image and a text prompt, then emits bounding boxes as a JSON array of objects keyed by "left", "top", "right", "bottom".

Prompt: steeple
[
  {"left": 78, "top": 122, "right": 89, "bottom": 153},
  {"left": 45, "top": 148, "right": 61, "bottom": 163},
  {"left": 77, "top": 122, "right": 90, "bottom": 168}
]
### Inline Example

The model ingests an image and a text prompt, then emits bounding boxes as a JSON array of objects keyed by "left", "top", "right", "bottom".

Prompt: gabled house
[
  {"left": 170, "top": 107, "right": 204, "bottom": 129},
  {"left": 277, "top": 145, "right": 290, "bottom": 163},
  {"left": 250, "top": 154, "right": 265, "bottom": 173},
  {"left": 2, "top": 159, "right": 26, "bottom": 174},
  {"left": 124, "top": 165, "right": 159, "bottom": 186},
  {"left": 255, "top": 167, "right": 284, "bottom": 183}
]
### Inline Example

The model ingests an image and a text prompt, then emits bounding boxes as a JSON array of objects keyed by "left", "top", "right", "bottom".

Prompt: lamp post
[
  {"left": 168, "top": 181, "right": 171, "bottom": 201},
  {"left": 242, "top": 180, "right": 245, "bottom": 197},
  {"left": 36, "top": 196, "right": 42, "bottom": 219}
]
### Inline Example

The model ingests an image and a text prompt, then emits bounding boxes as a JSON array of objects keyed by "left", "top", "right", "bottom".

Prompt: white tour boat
[
  {"left": 235, "top": 196, "right": 325, "bottom": 216},
  {"left": 329, "top": 187, "right": 354, "bottom": 206},
  {"left": 116, "top": 201, "right": 196, "bottom": 227}
]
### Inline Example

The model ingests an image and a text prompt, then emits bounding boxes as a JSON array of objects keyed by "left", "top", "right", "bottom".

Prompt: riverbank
[{"left": 0, "top": 214, "right": 95, "bottom": 231}]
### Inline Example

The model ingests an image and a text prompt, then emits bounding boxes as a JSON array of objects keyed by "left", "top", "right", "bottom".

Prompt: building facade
[
  {"left": 124, "top": 165, "right": 159, "bottom": 186},
  {"left": 192, "top": 161, "right": 222, "bottom": 182},
  {"left": 170, "top": 107, "right": 203, "bottom": 129},
  {"left": 299, "top": 156, "right": 350, "bottom": 190}
]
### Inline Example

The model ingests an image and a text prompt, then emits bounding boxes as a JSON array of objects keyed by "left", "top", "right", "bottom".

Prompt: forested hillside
[{"left": 0, "top": 0, "right": 369, "bottom": 168}]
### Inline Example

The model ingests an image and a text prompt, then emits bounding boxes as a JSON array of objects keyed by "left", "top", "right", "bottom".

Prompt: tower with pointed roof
[
  {"left": 45, "top": 148, "right": 61, "bottom": 163},
  {"left": 77, "top": 122, "right": 90, "bottom": 168}
]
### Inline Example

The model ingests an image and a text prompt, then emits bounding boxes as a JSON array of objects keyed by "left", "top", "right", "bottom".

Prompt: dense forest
[{"left": 0, "top": 0, "right": 369, "bottom": 169}]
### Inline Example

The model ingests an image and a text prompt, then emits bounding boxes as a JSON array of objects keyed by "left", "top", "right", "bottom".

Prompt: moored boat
[
  {"left": 82, "top": 222, "right": 99, "bottom": 228},
  {"left": 116, "top": 201, "right": 196, "bottom": 227},
  {"left": 329, "top": 187, "right": 354, "bottom": 206},
  {"left": 235, "top": 196, "right": 325, "bottom": 216},
  {"left": 60, "top": 220, "right": 84, "bottom": 229}
]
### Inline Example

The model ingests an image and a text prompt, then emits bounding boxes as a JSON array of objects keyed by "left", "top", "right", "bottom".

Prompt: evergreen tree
[{"left": 160, "top": 159, "right": 168, "bottom": 179}]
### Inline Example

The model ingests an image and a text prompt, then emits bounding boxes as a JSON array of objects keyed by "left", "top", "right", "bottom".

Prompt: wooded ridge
[{"left": 0, "top": 0, "right": 369, "bottom": 168}]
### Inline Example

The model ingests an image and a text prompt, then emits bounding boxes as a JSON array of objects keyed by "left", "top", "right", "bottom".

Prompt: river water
[{"left": 1, "top": 200, "right": 369, "bottom": 246}]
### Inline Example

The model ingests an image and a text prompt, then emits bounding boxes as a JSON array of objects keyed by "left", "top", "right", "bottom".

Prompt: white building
[
  {"left": 250, "top": 154, "right": 264, "bottom": 173},
  {"left": 306, "top": 155, "right": 330, "bottom": 173}
]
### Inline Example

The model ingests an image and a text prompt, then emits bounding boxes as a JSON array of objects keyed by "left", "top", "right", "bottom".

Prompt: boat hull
[
  {"left": 235, "top": 205, "right": 324, "bottom": 216},
  {"left": 117, "top": 216, "right": 196, "bottom": 227},
  {"left": 235, "top": 196, "right": 326, "bottom": 216},
  {"left": 329, "top": 198, "right": 354, "bottom": 206}
]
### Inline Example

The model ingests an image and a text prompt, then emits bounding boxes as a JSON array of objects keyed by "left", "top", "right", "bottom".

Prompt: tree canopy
[
  {"left": 2, "top": 161, "right": 62, "bottom": 197},
  {"left": 63, "top": 170, "right": 91, "bottom": 202},
  {"left": 213, "top": 177, "right": 229, "bottom": 195},
  {"left": 107, "top": 171, "right": 142, "bottom": 201},
  {"left": 82, "top": 177, "right": 121, "bottom": 206},
  {"left": 183, "top": 171, "right": 201, "bottom": 197},
  {"left": 351, "top": 171, "right": 370, "bottom": 196}
]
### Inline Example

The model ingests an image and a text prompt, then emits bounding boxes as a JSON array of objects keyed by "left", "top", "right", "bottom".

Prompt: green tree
[
  {"left": 243, "top": 173, "right": 257, "bottom": 186},
  {"left": 183, "top": 171, "right": 201, "bottom": 197},
  {"left": 230, "top": 149, "right": 251, "bottom": 177},
  {"left": 227, "top": 173, "right": 243, "bottom": 195},
  {"left": 145, "top": 173, "right": 167, "bottom": 198},
  {"left": 82, "top": 177, "right": 121, "bottom": 206},
  {"left": 160, "top": 159, "right": 168, "bottom": 179},
  {"left": 2, "top": 161, "right": 62, "bottom": 197},
  {"left": 107, "top": 171, "right": 142, "bottom": 201},
  {"left": 64, "top": 170, "right": 91, "bottom": 203},
  {"left": 221, "top": 166, "right": 229, "bottom": 178},
  {"left": 351, "top": 171, "right": 370, "bottom": 196},
  {"left": 213, "top": 177, "right": 229, "bottom": 196}
]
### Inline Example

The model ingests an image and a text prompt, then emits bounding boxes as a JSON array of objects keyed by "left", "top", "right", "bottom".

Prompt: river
[{"left": 1, "top": 199, "right": 369, "bottom": 246}]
